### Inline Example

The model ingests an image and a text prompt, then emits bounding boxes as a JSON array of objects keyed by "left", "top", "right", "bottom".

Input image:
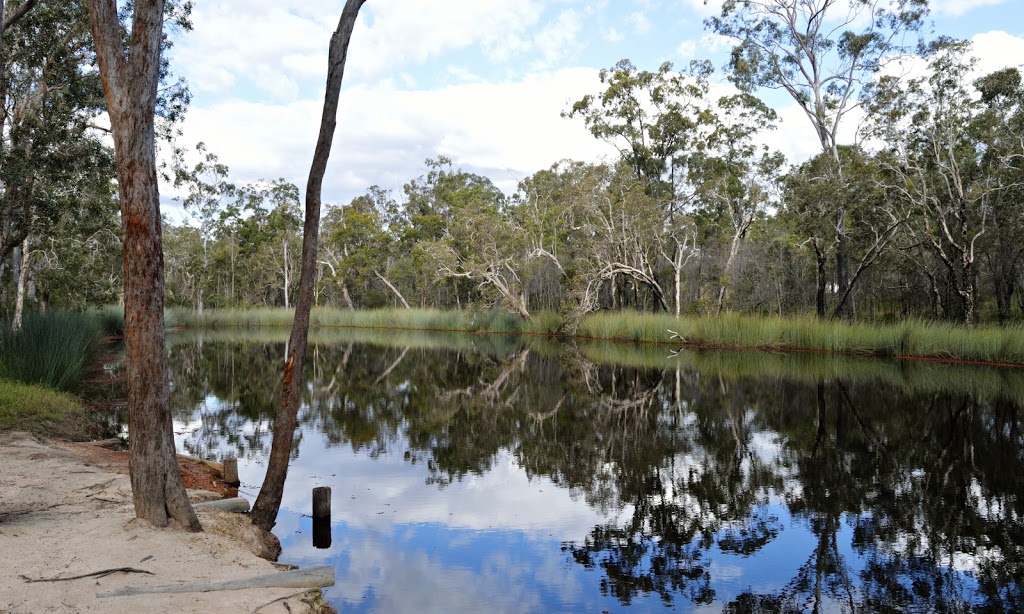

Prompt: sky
[{"left": 162, "top": 0, "right": 1024, "bottom": 215}]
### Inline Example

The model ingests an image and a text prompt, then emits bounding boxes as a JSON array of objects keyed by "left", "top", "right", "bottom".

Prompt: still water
[{"left": 167, "top": 328, "right": 1023, "bottom": 613}]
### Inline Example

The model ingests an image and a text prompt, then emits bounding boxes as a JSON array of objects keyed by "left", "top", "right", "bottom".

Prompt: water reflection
[{"left": 168, "top": 329, "right": 1024, "bottom": 612}]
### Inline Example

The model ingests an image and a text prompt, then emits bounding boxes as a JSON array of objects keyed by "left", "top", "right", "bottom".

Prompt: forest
[{"left": 3, "top": 0, "right": 1023, "bottom": 332}]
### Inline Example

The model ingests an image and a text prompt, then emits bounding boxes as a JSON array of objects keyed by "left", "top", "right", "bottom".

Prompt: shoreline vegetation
[
  {"left": 169, "top": 307, "right": 1024, "bottom": 368},
  {"left": 0, "top": 310, "right": 123, "bottom": 438},
  {"left": 4, "top": 306, "right": 1024, "bottom": 438}
]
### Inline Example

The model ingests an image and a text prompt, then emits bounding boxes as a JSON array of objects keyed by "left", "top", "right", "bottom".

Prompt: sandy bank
[{"left": 0, "top": 432, "right": 329, "bottom": 613}]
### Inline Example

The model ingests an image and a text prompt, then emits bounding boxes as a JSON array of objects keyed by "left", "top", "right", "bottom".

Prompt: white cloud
[
  {"left": 166, "top": 0, "right": 1024, "bottom": 214},
  {"left": 629, "top": 11, "right": 653, "bottom": 35},
  {"left": 353, "top": 0, "right": 543, "bottom": 74},
  {"left": 677, "top": 39, "right": 698, "bottom": 59},
  {"left": 533, "top": 9, "right": 584, "bottom": 67},
  {"left": 171, "top": 1, "right": 335, "bottom": 96},
  {"left": 932, "top": 0, "right": 1007, "bottom": 17},
  {"left": 175, "top": 68, "right": 617, "bottom": 205},
  {"left": 700, "top": 32, "right": 736, "bottom": 53},
  {"left": 603, "top": 27, "right": 624, "bottom": 43},
  {"left": 971, "top": 30, "right": 1024, "bottom": 75},
  {"left": 171, "top": 0, "right": 545, "bottom": 95}
]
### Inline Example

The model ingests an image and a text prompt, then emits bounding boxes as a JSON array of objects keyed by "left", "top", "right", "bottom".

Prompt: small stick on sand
[{"left": 21, "top": 567, "right": 154, "bottom": 583}]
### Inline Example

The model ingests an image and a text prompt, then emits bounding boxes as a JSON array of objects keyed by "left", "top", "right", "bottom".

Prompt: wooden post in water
[
  {"left": 312, "top": 486, "right": 332, "bottom": 549},
  {"left": 223, "top": 457, "right": 240, "bottom": 487},
  {"left": 312, "top": 486, "right": 331, "bottom": 519}
]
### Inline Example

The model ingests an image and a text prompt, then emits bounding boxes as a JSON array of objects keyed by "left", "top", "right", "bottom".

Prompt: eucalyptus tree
[
  {"left": 0, "top": 1, "right": 108, "bottom": 294},
  {"left": 418, "top": 173, "right": 532, "bottom": 318},
  {"left": 228, "top": 179, "right": 301, "bottom": 307},
  {"left": 87, "top": 0, "right": 200, "bottom": 530},
  {"left": 689, "top": 93, "right": 783, "bottom": 313},
  {"left": 574, "top": 162, "right": 671, "bottom": 314},
  {"left": 974, "top": 68, "right": 1024, "bottom": 320},
  {"left": 566, "top": 60, "right": 713, "bottom": 314},
  {"left": 321, "top": 186, "right": 409, "bottom": 309},
  {"left": 401, "top": 157, "right": 508, "bottom": 309},
  {"left": 706, "top": 0, "right": 928, "bottom": 318},
  {"left": 564, "top": 59, "right": 713, "bottom": 208},
  {"left": 509, "top": 162, "right": 582, "bottom": 313},
  {"left": 865, "top": 40, "right": 1024, "bottom": 326},
  {"left": 784, "top": 146, "right": 901, "bottom": 318},
  {"left": 173, "top": 142, "right": 234, "bottom": 314}
]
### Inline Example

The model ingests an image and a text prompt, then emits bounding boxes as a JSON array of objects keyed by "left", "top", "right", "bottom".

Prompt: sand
[{"left": 0, "top": 432, "right": 329, "bottom": 614}]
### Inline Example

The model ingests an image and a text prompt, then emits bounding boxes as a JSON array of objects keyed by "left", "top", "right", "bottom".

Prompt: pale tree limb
[{"left": 374, "top": 269, "right": 410, "bottom": 308}]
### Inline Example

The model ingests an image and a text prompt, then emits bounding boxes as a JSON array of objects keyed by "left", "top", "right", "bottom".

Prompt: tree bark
[
  {"left": 282, "top": 239, "right": 289, "bottom": 309},
  {"left": 87, "top": 0, "right": 200, "bottom": 530},
  {"left": 12, "top": 234, "right": 28, "bottom": 331},
  {"left": 250, "top": 0, "right": 365, "bottom": 534},
  {"left": 813, "top": 240, "right": 826, "bottom": 318},
  {"left": 0, "top": 0, "right": 39, "bottom": 34},
  {"left": 834, "top": 208, "right": 852, "bottom": 319}
]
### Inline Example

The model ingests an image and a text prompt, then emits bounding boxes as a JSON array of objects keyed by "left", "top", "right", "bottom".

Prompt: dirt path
[{"left": 0, "top": 432, "right": 329, "bottom": 613}]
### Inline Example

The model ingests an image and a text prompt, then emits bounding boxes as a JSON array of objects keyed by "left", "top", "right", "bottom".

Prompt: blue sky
[{"left": 164, "top": 0, "right": 1024, "bottom": 211}]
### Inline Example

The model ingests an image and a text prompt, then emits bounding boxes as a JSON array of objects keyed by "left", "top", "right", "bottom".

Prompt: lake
[{"left": 166, "top": 328, "right": 1024, "bottom": 613}]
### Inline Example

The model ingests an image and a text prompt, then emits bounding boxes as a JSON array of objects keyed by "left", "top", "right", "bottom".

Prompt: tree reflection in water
[{"left": 166, "top": 330, "right": 1024, "bottom": 611}]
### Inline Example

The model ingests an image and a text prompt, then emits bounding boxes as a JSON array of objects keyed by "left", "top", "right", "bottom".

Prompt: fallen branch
[
  {"left": 21, "top": 567, "right": 154, "bottom": 583},
  {"left": 97, "top": 564, "right": 335, "bottom": 598},
  {"left": 193, "top": 497, "right": 250, "bottom": 513}
]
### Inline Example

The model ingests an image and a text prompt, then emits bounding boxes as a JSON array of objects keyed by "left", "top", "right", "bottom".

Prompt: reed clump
[{"left": 0, "top": 311, "right": 105, "bottom": 391}]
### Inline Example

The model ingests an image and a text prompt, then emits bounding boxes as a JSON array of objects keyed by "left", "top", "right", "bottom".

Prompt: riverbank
[
  {"left": 0, "top": 432, "right": 331, "bottom": 613},
  {"left": 170, "top": 307, "right": 1024, "bottom": 367}
]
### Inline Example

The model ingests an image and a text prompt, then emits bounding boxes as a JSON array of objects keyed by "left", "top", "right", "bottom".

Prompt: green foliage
[
  {"left": 0, "top": 311, "right": 104, "bottom": 391},
  {"left": 91, "top": 306, "right": 126, "bottom": 336}
]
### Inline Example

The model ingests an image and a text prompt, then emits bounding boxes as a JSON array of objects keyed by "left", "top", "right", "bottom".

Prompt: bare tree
[
  {"left": 87, "top": 0, "right": 200, "bottom": 529},
  {"left": 250, "top": 0, "right": 366, "bottom": 533}
]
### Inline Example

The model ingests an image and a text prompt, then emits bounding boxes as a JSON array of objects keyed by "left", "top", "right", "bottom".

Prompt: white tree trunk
[
  {"left": 282, "top": 239, "right": 289, "bottom": 309},
  {"left": 12, "top": 235, "right": 29, "bottom": 332}
]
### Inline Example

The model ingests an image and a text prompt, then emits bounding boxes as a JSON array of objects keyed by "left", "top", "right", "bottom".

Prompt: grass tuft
[
  {"left": 0, "top": 311, "right": 105, "bottom": 391},
  {"left": 0, "top": 377, "right": 92, "bottom": 438}
]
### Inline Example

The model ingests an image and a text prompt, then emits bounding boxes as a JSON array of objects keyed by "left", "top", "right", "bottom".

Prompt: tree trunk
[
  {"left": 87, "top": 0, "right": 200, "bottom": 531},
  {"left": 834, "top": 207, "right": 852, "bottom": 319},
  {"left": 961, "top": 258, "right": 976, "bottom": 327},
  {"left": 12, "top": 234, "right": 28, "bottom": 331},
  {"left": 716, "top": 226, "right": 745, "bottom": 315},
  {"left": 282, "top": 239, "right": 289, "bottom": 309},
  {"left": 341, "top": 282, "right": 354, "bottom": 310},
  {"left": 814, "top": 241, "right": 826, "bottom": 318},
  {"left": 250, "top": 0, "right": 365, "bottom": 534},
  {"left": 374, "top": 269, "right": 410, "bottom": 309}
]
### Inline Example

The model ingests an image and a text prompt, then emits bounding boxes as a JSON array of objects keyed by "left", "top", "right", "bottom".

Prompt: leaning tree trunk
[
  {"left": 250, "top": 0, "right": 365, "bottom": 534},
  {"left": 88, "top": 0, "right": 200, "bottom": 530}
]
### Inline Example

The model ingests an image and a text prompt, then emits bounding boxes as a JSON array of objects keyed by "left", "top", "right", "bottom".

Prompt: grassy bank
[
  {"left": 169, "top": 307, "right": 1024, "bottom": 366},
  {"left": 578, "top": 312, "right": 1024, "bottom": 364},
  {"left": 0, "top": 378, "right": 94, "bottom": 438},
  {"left": 0, "top": 310, "right": 118, "bottom": 440}
]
